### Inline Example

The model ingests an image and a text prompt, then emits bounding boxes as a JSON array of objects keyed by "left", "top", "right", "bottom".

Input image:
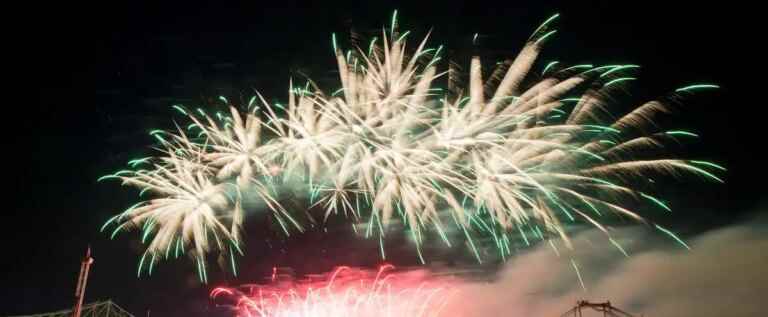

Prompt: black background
[{"left": 2, "top": 1, "right": 761, "bottom": 316}]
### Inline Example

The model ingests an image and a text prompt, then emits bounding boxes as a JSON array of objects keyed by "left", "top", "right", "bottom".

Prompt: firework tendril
[{"left": 101, "top": 12, "right": 723, "bottom": 277}]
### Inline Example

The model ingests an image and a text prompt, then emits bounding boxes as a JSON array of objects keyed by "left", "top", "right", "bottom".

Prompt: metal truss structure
[
  {"left": 560, "top": 300, "right": 640, "bottom": 317},
  {"left": 7, "top": 300, "right": 134, "bottom": 317}
]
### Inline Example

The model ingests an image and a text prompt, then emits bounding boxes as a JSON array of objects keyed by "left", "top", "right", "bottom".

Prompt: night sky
[{"left": 3, "top": 1, "right": 761, "bottom": 316}]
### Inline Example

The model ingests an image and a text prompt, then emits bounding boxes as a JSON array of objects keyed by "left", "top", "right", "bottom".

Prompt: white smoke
[{"left": 443, "top": 217, "right": 768, "bottom": 316}]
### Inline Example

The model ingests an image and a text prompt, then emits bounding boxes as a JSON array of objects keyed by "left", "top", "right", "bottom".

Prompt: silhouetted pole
[{"left": 72, "top": 246, "right": 94, "bottom": 317}]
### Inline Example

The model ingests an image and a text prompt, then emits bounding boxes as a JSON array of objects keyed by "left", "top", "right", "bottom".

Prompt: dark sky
[{"left": 3, "top": 1, "right": 761, "bottom": 316}]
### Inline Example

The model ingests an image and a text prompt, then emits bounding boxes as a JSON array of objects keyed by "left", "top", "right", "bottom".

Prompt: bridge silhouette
[
  {"left": 7, "top": 299, "right": 639, "bottom": 317},
  {"left": 560, "top": 300, "right": 640, "bottom": 317},
  {"left": 6, "top": 301, "right": 134, "bottom": 317}
]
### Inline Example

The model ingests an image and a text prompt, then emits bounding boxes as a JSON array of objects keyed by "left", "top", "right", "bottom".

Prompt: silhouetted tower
[
  {"left": 72, "top": 247, "right": 94, "bottom": 317},
  {"left": 560, "top": 300, "right": 640, "bottom": 317}
]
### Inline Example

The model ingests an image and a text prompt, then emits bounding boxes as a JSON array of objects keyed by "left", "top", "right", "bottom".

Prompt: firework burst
[
  {"left": 210, "top": 265, "right": 455, "bottom": 317},
  {"left": 101, "top": 11, "right": 724, "bottom": 274}
]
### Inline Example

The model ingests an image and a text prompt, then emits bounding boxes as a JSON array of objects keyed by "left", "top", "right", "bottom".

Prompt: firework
[
  {"left": 101, "top": 11, "right": 724, "bottom": 272},
  {"left": 210, "top": 265, "right": 455, "bottom": 317},
  {"left": 100, "top": 142, "right": 244, "bottom": 279}
]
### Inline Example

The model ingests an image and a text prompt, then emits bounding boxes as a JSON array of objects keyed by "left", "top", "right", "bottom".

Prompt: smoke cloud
[{"left": 444, "top": 218, "right": 768, "bottom": 316}]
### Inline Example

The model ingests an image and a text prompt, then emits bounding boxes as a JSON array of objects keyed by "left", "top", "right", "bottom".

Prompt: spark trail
[{"left": 101, "top": 12, "right": 723, "bottom": 274}]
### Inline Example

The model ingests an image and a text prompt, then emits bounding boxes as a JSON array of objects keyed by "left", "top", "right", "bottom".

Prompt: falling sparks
[
  {"left": 210, "top": 265, "right": 455, "bottom": 317},
  {"left": 101, "top": 12, "right": 723, "bottom": 273},
  {"left": 571, "top": 258, "right": 587, "bottom": 291}
]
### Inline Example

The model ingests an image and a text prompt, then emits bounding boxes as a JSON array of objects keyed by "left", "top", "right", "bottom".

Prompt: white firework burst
[{"left": 102, "top": 12, "right": 724, "bottom": 273}]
